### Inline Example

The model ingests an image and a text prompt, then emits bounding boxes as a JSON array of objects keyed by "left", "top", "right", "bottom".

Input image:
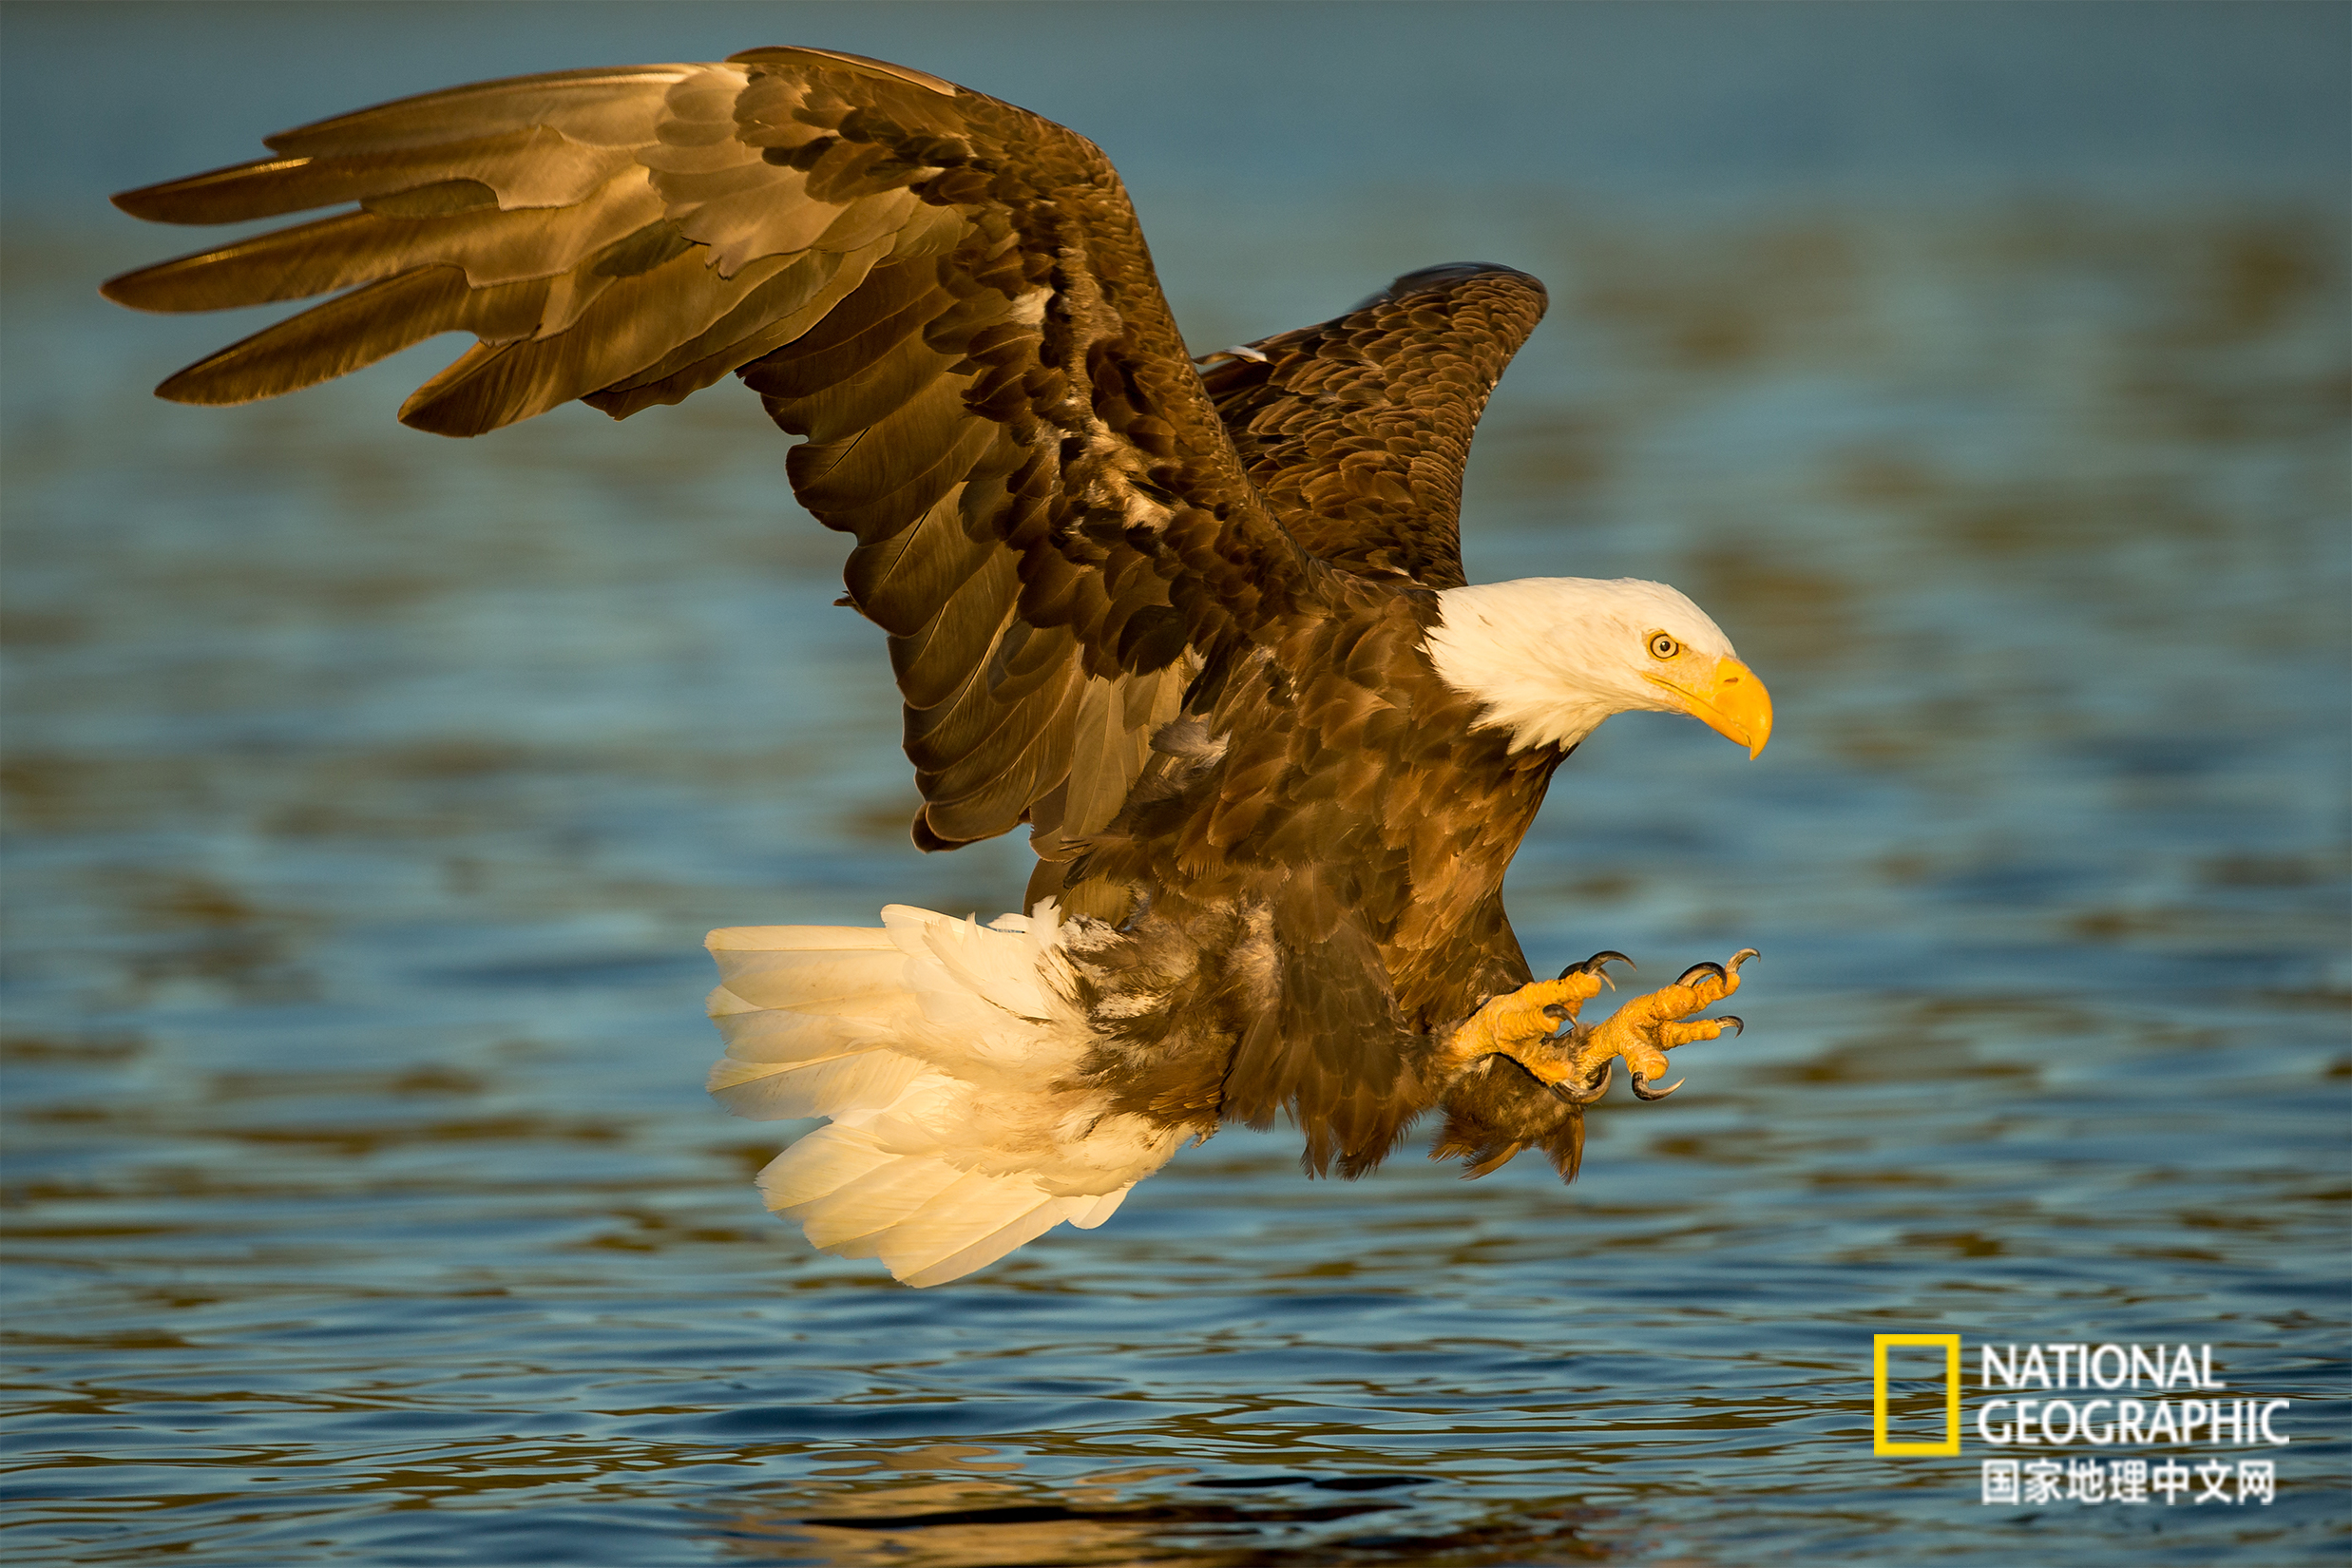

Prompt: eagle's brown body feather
[{"left": 1058, "top": 586, "right": 1565, "bottom": 1176}]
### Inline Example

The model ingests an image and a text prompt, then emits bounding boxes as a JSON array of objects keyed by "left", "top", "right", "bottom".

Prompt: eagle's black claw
[
  {"left": 1631, "top": 1073, "right": 1684, "bottom": 1101},
  {"left": 1715, "top": 1015, "right": 1745, "bottom": 1038},
  {"left": 1674, "top": 960, "right": 1727, "bottom": 988},
  {"left": 1559, "top": 950, "right": 1635, "bottom": 982},
  {"left": 1550, "top": 1060, "right": 1614, "bottom": 1106},
  {"left": 1728, "top": 948, "right": 1759, "bottom": 972}
]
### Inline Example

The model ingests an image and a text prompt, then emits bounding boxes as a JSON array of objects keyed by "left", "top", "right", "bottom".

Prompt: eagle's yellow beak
[{"left": 1649, "top": 658, "right": 1773, "bottom": 757}]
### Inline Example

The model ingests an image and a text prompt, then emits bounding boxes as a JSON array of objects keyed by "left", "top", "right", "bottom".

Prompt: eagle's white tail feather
[
  {"left": 708, "top": 1004, "right": 895, "bottom": 1065},
  {"left": 885, "top": 905, "right": 1061, "bottom": 1021},
  {"left": 708, "top": 1049, "right": 926, "bottom": 1122},
  {"left": 874, "top": 1171, "right": 1047, "bottom": 1269},
  {"left": 705, "top": 904, "right": 1183, "bottom": 1287},
  {"left": 1071, "top": 1188, "right": 1129, "bottom": 1229},
  {"left": 754, "top": 1124, "right": 899, "bottom": 1212},
  {"left": 709, "top": 947, "right": 908, "bottom": 1011},
  {"left": 901, "top": 1198, "right": 1079, "bottom": 1289},
  {"left": 793, "top": 1157, "right": 967, "bottom": 1249}
]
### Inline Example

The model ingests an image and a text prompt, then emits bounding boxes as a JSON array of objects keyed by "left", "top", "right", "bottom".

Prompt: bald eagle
[{"left": 105, "top": 47, "right": 1771, "bottom": 1286}]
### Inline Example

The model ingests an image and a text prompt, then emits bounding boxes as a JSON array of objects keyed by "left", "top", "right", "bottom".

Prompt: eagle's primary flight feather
[{"left": 105, "top": 46, "right": 1773, "bottom": 1285}]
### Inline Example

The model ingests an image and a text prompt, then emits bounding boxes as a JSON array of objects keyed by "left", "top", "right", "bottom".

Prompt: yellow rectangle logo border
[{"left": 1873, "top": 1333, "right": 1961, "bottom": 1455}]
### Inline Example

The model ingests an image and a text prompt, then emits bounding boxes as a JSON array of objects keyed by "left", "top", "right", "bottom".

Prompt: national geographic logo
[
  {"left": 1871, "top": 1334, "right": 2294, "bottom": 1507},
  {"left": 1872, "top": 1334, "right": 1962, "bottom": 1456}
]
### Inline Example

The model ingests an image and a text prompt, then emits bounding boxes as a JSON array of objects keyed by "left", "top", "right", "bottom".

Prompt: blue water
[{"left": 4, "top": 5, "right": 2347, "bottom": 1563}]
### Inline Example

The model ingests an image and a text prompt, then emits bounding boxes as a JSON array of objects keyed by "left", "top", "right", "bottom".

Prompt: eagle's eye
[{"left": 1646, "top": 632, "right": 1681, "bottom": 660}]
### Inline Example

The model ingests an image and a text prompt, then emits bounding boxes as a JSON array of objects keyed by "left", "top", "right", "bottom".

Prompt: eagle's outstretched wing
[
  {"left": 1199, "top": 262, "right": 1548, "bottom": 591},
  {"left": 103, "top": 47, "right": 1325, "bottom": 864}
]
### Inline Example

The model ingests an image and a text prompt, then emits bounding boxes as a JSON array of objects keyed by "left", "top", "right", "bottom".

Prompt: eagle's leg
[{"left": 1562, "top": 949, "right": 1756, "bottom": 1100}]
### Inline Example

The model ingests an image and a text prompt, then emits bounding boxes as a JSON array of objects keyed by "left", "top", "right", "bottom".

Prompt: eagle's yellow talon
[
  {"left": 1563, "top": 949, "right": 1755, "bottom": 1101},
  {"left": 1658, "top": 1015, "right": 1740, "bottom": 1049},
  {"left": 1443, "top": 972, "right": 1606, "bottom": 1083}
]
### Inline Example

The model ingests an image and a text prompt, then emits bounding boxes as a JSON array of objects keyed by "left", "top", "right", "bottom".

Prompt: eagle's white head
[{"left": 1423, "top": 577, "right": 1773, "bottom": 755}]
